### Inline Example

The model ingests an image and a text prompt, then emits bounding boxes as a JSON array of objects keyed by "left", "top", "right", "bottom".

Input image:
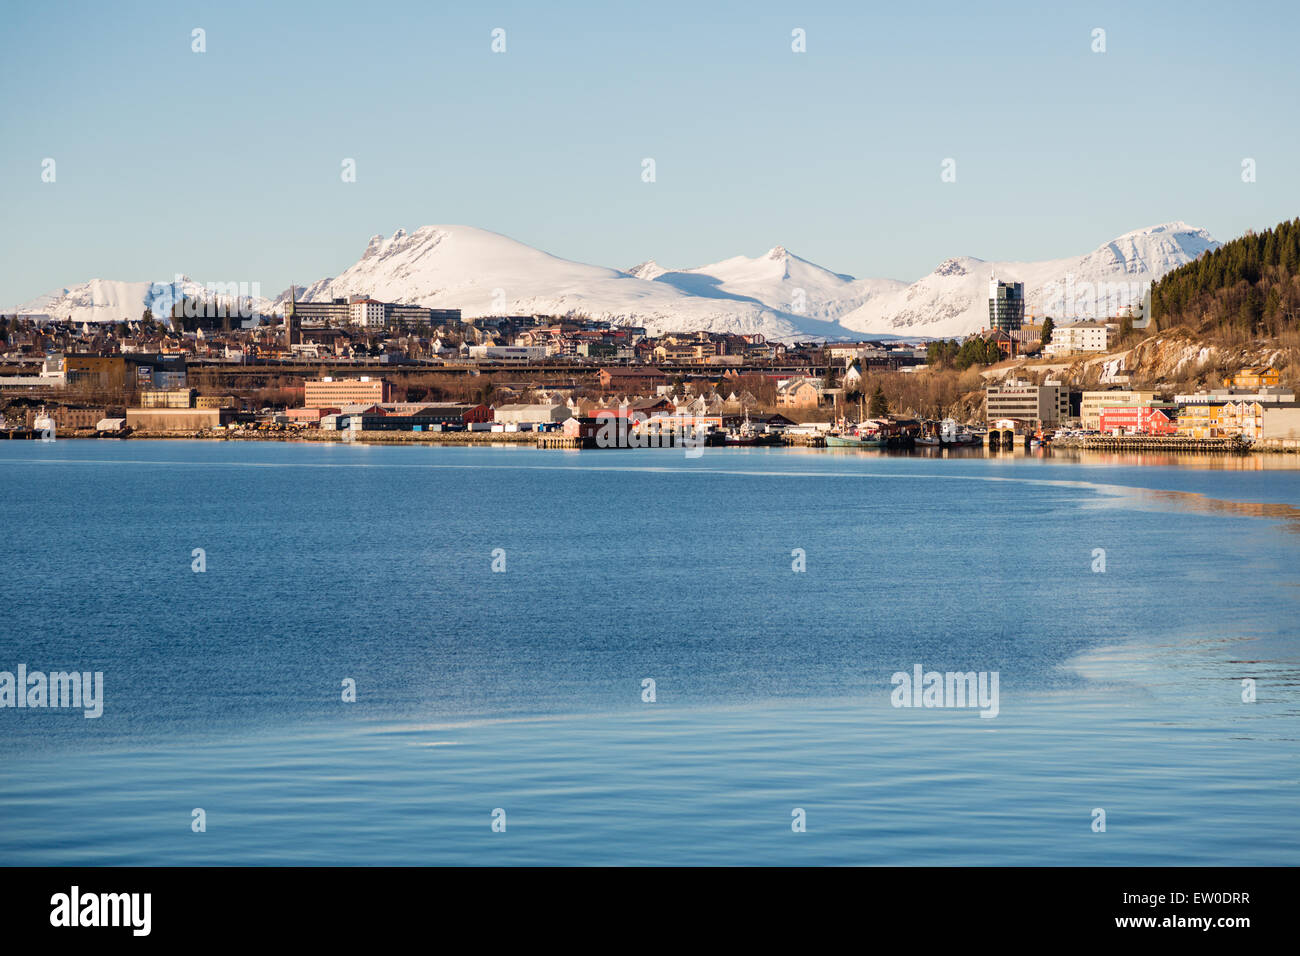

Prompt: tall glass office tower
[{"left": 988, "top": 278, "right": 1025, "bottom": 331}]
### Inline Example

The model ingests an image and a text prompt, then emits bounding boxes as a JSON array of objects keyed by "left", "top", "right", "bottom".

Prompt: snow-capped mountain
[
  {"left": 837, "top": 222, "right": 1219, "bottom": 338},
  {"left": 10, "top": 221, "right": 1219, "bottom": 341},
  {"left": 13, "top": 276, "right": 272, "bottom": 327},
  {"left": 644, "top": 246, "right": 906, "bottom": 323},
  {"left": 273, "top": 226, "right": 835, "bottom": 340}
]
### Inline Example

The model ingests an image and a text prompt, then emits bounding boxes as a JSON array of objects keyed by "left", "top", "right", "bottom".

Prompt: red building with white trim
[{"left": 1099, "top": 406, "right": 1177, "bottom": 436}]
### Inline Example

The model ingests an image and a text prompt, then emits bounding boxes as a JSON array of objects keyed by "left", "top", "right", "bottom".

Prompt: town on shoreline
[{"left": 4, "top": 272, "right": 1299, "bottom": 454}]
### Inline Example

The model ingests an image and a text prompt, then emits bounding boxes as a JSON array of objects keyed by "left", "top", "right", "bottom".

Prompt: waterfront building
[
  {"left": 985, "top": 380, "right": 1069, "bottom": 425},
  {"left": 284, "top": 406, "right": 332, "bottom": 425},
  {"left": 1079, "top": 389, "right": 1160, "bottom": 430},
  {"left": 20, "top": 404, "right": 118, "bottom": 429},
  {"left": 1176, "top": 403, "right": 1221, "bottom": 438},
  {"left": 493, "top": 404, "right": 571, "bottom": 426},
  {"left": 561, "top": 416, "right": 602, "bottom": 440},
  {"left": 125, "top": 407, "right": 235, "bottom": 431},
  {"left": 1219, "top": 401, "right": 1265, "bottom": 440},
  {"left": 333, "top": 403, "right": 493, "bottom": 432},
  {"left": 1099, "top": 406, "right": 1177, "bottom": 435},
  {"left": 1174, "top": 401, "right": 1263, "bottom": 440},
  {"left": 1261, "top": 404, "right": 1300, "bottom": 444}
]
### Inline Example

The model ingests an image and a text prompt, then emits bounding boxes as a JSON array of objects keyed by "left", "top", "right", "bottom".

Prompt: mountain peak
[
  {"left": 1124, "top": 220, "right": 1193, "bottom": 236},
  {"left": 625, "top": 260, "right": 668, "bottom": 281},
  {"left": 1110, "top": 221, "right": 1215, "bottom": 246},
  {"left": 933, "top": 257, "right": 981, "bottom": 278}
]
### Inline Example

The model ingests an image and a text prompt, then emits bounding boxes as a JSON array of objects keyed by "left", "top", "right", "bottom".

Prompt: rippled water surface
[{"left": 1, "top": 440, "right": 1297, "bottom": 864}]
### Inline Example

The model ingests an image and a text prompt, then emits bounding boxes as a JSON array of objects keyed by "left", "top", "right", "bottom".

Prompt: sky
[{"left": 2, "top": 0, "right": 1298, "bottom": 308}]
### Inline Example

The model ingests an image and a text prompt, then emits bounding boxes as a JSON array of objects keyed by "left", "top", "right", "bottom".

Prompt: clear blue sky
[{"left": 2, "top": 0, "right": 1297, "bottom": 307}]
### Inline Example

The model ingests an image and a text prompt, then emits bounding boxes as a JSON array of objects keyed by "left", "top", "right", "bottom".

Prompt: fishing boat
[
  {"left": 825, "top": 424, "right": 885, "bottom": 448},
  {"left": 33, "top": 407, "right": 55, "bottom": 438},
  {"left": 725, "top": 413, "right": 776, "bottom": 446},
  {"left": 917, "top": 418, "right": 982, "bottom": 447}
]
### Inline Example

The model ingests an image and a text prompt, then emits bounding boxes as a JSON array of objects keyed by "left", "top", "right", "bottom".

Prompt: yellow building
[
  {"left": 1177, "top": 404, "right": 1222, "bottom": 438},
  {"left": 1225, "top": 366, "right": 1280, "bottom": 389},
  {"left": 1219, "top": 401, "right": 1264, "bottom": 440},
  {"left": 1177, "top": 401, "right": 1264, "bottom": 440}
]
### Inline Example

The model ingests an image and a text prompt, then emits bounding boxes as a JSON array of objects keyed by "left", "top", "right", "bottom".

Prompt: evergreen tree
[{"left": 868, "top": 385, "right": 889, "bottom": 417}]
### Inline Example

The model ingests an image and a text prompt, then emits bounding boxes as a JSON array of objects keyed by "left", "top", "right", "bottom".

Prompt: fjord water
[{"left": 1, "top": 440, "right": 1297, "bottom": 865}]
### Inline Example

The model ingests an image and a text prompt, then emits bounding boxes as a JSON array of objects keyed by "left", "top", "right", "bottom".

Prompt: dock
[
  {"left": 1053, "top": 435, "right": 1250, "bottom": 454},
  {"left": 536, "top": 434, "right": 588, "bottom": 449}
]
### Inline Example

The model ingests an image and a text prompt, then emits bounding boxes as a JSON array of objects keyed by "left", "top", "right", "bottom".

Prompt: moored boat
[
  {"left": 918, "top": 418, "right": 982, "bottom": 447},
  {"left": 825, "top": 427, "right": 885, "bottom": 448},
  {"left": 725, "top": 413, "right": 780, "bottom": 446}
]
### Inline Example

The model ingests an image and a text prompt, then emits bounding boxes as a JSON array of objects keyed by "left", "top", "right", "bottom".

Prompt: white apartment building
[
  {"left": 348, "top": 297, "right": 386, "bottom": 328},
  {"left": 1047, "top": 321, "right": 1116, "bottom": 356}
]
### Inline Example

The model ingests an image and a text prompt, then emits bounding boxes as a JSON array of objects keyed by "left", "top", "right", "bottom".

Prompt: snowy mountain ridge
[{"left": 11, "top": 221, "right": 1219, "bottom": 341}]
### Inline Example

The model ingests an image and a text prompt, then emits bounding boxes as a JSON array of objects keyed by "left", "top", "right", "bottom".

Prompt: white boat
[{"left": 918, "top": 418, "right": 981, "bottom": 446}]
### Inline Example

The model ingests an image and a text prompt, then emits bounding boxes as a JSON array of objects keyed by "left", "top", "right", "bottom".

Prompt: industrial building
[
  {"left": 321, "top": 403, "right": 492, "bottom": 431},
  {"left": 303, "top": 377, "right": 393, "bottom": 408},
  {"left": 125, "top": 407, "right": 236, "bottom": 431},
  {"left": 492, "top": 404, "right": 571, "bottom": 426}
]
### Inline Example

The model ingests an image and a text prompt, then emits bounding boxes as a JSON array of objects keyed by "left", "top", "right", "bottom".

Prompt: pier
[
  {"left": 1053, "top": 435, "right": 1250, "bottom": 454},
  {"left": 536, "top": 434, "right": 588, "bottom": 449}
]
